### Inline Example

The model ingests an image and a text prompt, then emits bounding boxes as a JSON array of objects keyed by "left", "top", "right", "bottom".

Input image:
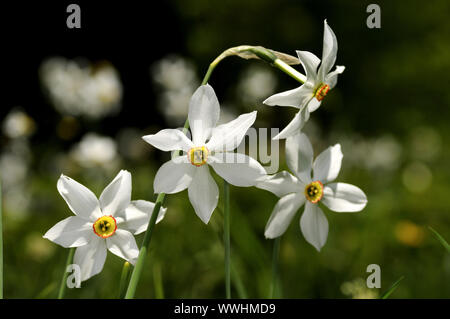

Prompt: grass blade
[
  {"left": 380, "top": 276, "right": 404, "bottom": 299},
  {"left": 428, "top": 227, "right": 450, "bottom": 253}
]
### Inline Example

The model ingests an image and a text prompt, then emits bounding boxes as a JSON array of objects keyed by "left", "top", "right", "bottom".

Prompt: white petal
[
  {"left": 43, "top": 216, "right": 92, "bottom": 248},
  {"left": 188, "top": 84, "right": 220, "bottom": 145},
  {"left": 142, "top": 129, "right": 193, "bottom": 152},
  {"left": 57, "top": 175, "right": 102, "bottom": 222},
  {"left": 106, "top": 229, "right": 139, "bottom": 265},
  {"left": 188, "top": 165, "right": 219, "bottom": 224},
  {"left": 206, "top": 111, "right": 256, "bottom": 152},
  {"left": 74, "top": 237, "right": 107, "bottom": 281},
  {"left": 322, "top": 183, "right": 367, "bottom": 212},
  {"left": 300, "top": 201, "right": 328, "bottom": 251},
  {"left": 263, "top": 84, "right": 314, "bottom": 108},
  {"left": 313, "top": 144, "right": 343, "bottom": 183},
  {"left": 265, "top": 193, "right": 305, "bottom": 238},
  {"left": 296, "top": 50, "right": 320, "bottom": 81},
  {"left": 99, "top": 170, "right": 131, "bottom": 217},
  {"left": 153, "top": 157, "right": 195, "bottom": 194},
  {"left": 118, "top": 200, "right": 167, "bottom": 234},
  {"left": 209, "top": 153, "right": 266, "bottom": 187},
  {"left": 307, "top": 97, "right": 322, "bottom": 113},
  {"left": 285, "top": 132, "right": 313, "bottom": 183},
  {"left": 325, "top": 65, "right": 345, "bottom": 89},
  {"left": 273, "top": 106, "right": 310, "bottom": 140},
  {"left": 318, "top": 20, "right": 338, "bottom": 82},
  {"left": 256, "top": 171, "right": 304, "bottom": 198}
]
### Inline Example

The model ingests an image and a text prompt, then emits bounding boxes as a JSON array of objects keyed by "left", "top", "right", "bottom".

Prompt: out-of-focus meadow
[{"left": 2, "top": 0, "right": 449, "bottom": 298}]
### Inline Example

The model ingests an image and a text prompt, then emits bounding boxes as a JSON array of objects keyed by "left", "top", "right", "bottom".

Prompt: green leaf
[
  {"left": 428, "top": 227, "right": 450, "bottom": 253},
  {"left": 380, "top": 276, "right": 404, "bottom": 299}
]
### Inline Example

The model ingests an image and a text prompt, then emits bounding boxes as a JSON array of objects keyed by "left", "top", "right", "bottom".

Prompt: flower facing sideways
[
  {"left": 264, "top": 20, "right": 345, "bottom": 140},
  {"left": 143, "top": 84, "right": 267, "bottom": 224},
  {"left": 44, "top": 170, "right": 166, "bottom": 281},
  {"left": 256, "top": 133, "right": 367, "bottom": 251}
]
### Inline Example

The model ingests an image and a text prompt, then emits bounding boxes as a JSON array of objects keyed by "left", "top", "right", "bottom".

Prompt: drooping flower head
[
  {"left": 143, "top": 84, "right": 267, "bottom": 224},
  {"left": 44, "top": 170, "right": 166, "bottom": 281},
  {"left": 257, "top": 133, "right": 367, "bottom": 251},
  {"left": 264, "top": 20, "right": 345, "bottom": 140}
]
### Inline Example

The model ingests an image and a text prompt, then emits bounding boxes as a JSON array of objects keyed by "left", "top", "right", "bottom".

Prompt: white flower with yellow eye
[
  {"left": 264, "top": 20, "right": 345, "bottom": 140},
  {"left": 44, "top": 170, "right": 166, "bottom": 281},
  {"left": 143, "top": 84, "right": 267, "bottom": 224},
  {"left": 257, "top": 133, "right": 367, "bottom": 251}
]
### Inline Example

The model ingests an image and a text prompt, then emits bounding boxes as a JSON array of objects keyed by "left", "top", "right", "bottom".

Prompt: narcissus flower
[
  {"left": 257, "top": 133, "right": 367, "bottom": 251},
  {"left": 44, "top": 170, "right": 166, "bottom": 281},
  {"left": 264, "top": 20, "right": 345, "bottom": 140},
  {"left": 143, "top": 84, "right": 266, "bottom": 224}
]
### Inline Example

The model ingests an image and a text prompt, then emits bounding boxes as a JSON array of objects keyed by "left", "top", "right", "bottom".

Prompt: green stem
[
  {"left": 0, "top": 181, "right": 3, "bottom": 299},
  {"left": 223, "top": 180, "right": 231, "bottom": 299},
  {"left": 57, "top": 247, "right": 75, "bottom": 299},
  {"left": 125, "top": 193, "right": 165, "bottom": 299},
  {"left": 270, "top": 237, "right": 281, "bottom": 298},
  {"left": 273, "top": 59, "right": 306, "bottom": 84},
  {"left": 118, "top": 261, "right": 131, "bottom": 298}
]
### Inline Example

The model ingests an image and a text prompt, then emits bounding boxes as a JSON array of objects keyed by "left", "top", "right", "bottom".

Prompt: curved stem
[{"left": 57, "top": 247, "right": 75, "bottom": 299}]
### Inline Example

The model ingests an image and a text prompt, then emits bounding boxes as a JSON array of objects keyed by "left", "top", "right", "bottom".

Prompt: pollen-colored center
[
  {"left": 93, "top": 215, "right": 117, "bottom": 238},
  {"left": 187, "top": 146, "right": 208, "bottom": 167},
  {"left": 304, "top": 181, "right": 324, "bottom": 204},
  {"left": 315, "top": 84, "right": 330, "bottom": 101}
]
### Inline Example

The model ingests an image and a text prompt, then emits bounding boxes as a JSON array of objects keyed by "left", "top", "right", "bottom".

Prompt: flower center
[
  {"left": 93, "top": 215, "right": 117, "bottom": 238},
  {"left": 304, "top": 181, "right": 324, "bottom": 204},
  {"left": 315, "top": 83, "right": 330, "bottom": 101},
  {"left": 187, "top": 146, "right": 208, "bottom": 167}
]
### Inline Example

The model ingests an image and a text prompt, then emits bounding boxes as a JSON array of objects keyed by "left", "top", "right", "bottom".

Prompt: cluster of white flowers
[
  {"left": 44, "top": 20, "right": 367, "bottom": 283},
  {"left": 39, "top": 57, "right": 122, "bottom": 119},
  {"left": 151, "top": 55, "right": 200, "bottom": 125}
]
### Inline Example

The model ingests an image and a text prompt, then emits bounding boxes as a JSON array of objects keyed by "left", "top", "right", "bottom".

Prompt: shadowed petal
[{"left": 300, "top": 201, "right": 328, "bottom": 251}]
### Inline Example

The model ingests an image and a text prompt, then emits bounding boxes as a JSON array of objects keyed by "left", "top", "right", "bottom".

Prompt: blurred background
[{"left": 1, "top": 0, "right": 449, "bottom": 298}]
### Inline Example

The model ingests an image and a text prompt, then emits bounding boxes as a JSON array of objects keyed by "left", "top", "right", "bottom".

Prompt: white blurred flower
[
  {"left": 338, "top": 134, "right": 402, "bottom": 172},
  {"left": 341, "top": 278, "right": 378, "bottom": 299},
  {"left": 151, "top": 55, "right": 199, "bottom": 125},
  {"left": 70, "top": 133, "right": 118, "bottom": 168},
  {"left": 402, "top": 161, "right": 432, "bottom": 194},
  {"left": 39, "top": 57, "right": 122, "bottom": 119},
  {"left": 237, "top": 65, "right": 277, "bottom": 104},
  {"left": 2, "top": 108, "right": 36, "bottom": 139}
]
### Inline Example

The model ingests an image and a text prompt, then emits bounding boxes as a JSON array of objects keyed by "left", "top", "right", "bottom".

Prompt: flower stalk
[
  {"left": 57, "top": 247, "right": 75, "bottom": 299},
  {"left": 125, "top": 193, "right": 165, "bottom": 299}
]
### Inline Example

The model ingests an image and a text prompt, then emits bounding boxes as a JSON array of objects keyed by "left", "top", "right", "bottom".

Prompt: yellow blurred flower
[{"left": 395, "top": 220, "right": 425, "bottom": 247}]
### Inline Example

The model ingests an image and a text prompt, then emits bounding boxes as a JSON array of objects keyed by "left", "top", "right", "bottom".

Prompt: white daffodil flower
[
  {"left": 257, "top": 133, "right": 367, "bottom": 251},
  {"left": 44, "top": 170, "right": 166, "bottom": 281},
  {"left": 264, "top": 20, "right": 345, "bottom": 140},
  {"left": 143, "top": 84, "right": 267, "bottom": 224}
]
